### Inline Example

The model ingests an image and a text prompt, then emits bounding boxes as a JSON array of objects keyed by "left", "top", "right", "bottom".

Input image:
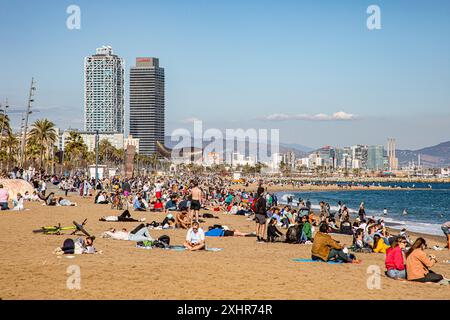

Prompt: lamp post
[{"left": 20, "top": 77, "right": 36, "bottom": 168}]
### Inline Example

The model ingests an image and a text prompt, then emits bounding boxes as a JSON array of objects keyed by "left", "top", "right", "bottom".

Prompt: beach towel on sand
[{"left": 292, "top": 258, "right": 344, "bottom": 264}]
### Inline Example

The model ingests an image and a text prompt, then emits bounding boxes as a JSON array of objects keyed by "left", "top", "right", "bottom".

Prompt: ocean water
[{"left": 276, "top": 182, "right": 450, "bottom": 236}]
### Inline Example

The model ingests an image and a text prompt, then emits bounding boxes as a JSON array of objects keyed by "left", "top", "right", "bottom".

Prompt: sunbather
[
  {"left": 99, "top": 209, "right": 146, "bottom": 222},
  {"left": 101, "top": 223, "right": 154, "bottom": 242}
]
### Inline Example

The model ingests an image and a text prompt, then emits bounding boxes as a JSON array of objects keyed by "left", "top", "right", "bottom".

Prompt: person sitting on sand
[
  {"left": 184, "top": 221, "right": 206, "bottom": 251},
  {"left": 42, "top": 192, "right": 57, "bottom": 206},
  {"left": 351, "top": 229, "right": 372, "bottom": 253},
  {"left": 133, "top": 195, "right": 146, "bottom": 211},
  {"left": 99, "top": 209, "right": 146, "bottom": 222},
  {"left": 12, "top": 193, "right": 24, "bottom": 211},
  {"left": 151, "top": 198, "right": 164, "bottom": 212},
  {"left": 176, "top": 209, "right": 192, "bottom": 229},
  {"left": 372, "top": 234, "right": 390, "bottom": 253},
  {"left": 311, "top": 223, "right": 360, "bottom": 264},
  {"left": 406, "top": 237, "right": 446, "bottom": 283},
  {"left": 0, "top": 184, "right": 9, "bottom": 210},
  {"left": 267, "top": 217, "right": 284, "bottom": 242},
  {"left": 96, "top": 191, "right": 109, "bottom": 204},
  {"left": 101, "top": 224, "right": 154, "bottom": 242},
  {"left": 385, "top": 236, "right": 407, "bottom": 280},
  {"left": 161, "top": 213, "right": 176, "bottom": 228},
  {"left": 300, "top": 215, "right": 312, "bottom": 243},
  {"left": 441, "top": 221, "right": 450, "bottom": 250}
]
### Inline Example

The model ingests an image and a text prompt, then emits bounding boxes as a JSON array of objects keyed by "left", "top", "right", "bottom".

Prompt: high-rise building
[
  {"left": 84, "top": 46, "right": 124, "bottom": 133},
  {"left": 129, "top": 57, "right": 165, "bottom": 155},
  {"left": 387, "top": 138, "right": 398, "bottom": 170},
  {"left": 367, "top": 145, "right": 385, "bottom": 170}
]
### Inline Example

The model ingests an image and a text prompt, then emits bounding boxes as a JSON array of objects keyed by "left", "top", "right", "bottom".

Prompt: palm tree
[
  {"left": 4, "top": 130, "right": 19, "bottom": 171},
  {"left": 28, "top": 119, "right": 57, "bottom": 169},
  {"left": 149, "top": 153, "right": 160, "bottom": 171},
  {"left": 64, "top": 131, "right": 88, "bottom": 171}
]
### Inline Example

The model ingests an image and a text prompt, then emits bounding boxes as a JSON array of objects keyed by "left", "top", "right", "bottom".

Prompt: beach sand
[{"left": 0, "top": 196, "right": 449, "bottom": 300}]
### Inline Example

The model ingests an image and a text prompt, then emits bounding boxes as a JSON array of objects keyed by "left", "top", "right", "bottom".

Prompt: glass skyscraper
[
  {"left": 84, "top": 46, "right": 124, "bottom": 133},
  {"left": 129, "top": 57, "right": 165, "bottom": 155}
]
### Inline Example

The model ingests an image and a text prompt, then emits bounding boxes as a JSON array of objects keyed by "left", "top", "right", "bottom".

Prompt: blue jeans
[
  {"left": 128, "top": 227, "right": 153, "bottom": 242},
  {"left": 300, "top": 231, "right": 308, "bottom": 243},
  {"left": 386, "top": 269, "right": 406, "bottom": 279},
  {"left": 0, "top": 202, "right": 9, "bottom": 210}
]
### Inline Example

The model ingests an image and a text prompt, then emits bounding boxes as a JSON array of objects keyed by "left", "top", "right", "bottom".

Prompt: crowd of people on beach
[{"left": 1, "top": 168, "right": 449, "bottom": 285}]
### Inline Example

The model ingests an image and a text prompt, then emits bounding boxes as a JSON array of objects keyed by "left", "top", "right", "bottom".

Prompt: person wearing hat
[{"left": 162, "top": 213, "right": 176, "bottom": 228}]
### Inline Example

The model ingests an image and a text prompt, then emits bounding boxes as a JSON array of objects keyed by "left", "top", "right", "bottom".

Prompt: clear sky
[{"left": 1, "top": 0, "right": 449, "bottom": 150}]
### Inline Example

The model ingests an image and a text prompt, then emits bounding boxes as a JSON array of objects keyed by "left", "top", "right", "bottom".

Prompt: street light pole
[
  {"left": 95, "top": 129, "right": 99, "bottom": 188},
  {"left": 20, "top": 77, "right": 36, "bottom": 168}
]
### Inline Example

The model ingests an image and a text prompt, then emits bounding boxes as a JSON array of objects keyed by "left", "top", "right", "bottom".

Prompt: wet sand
[{"left": 0, "top": 196, "right": 448, "bottom": 300}]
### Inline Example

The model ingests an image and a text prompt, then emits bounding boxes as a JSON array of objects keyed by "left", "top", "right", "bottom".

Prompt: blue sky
[{"left": 0, "top": 0, "right": 449, "bottom": 149}]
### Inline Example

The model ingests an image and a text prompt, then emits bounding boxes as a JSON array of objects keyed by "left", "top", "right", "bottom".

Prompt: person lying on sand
[
  {"left": 184, "top": 221, "right": 205, "bottom": 251},
  {"left": 205, "top": 225, "right": 256, "bottom": 237},
  {"left": 54, "top": 236, "right": 100, "bottom": 255},
  {"left": 99, "top": 209, "right": 146, "bottom": 222},
  {"left": 312, "top": 223, "right": 361, "bottom": 264},
  {"left": 101, "top": 223, "right": 154, "bottom": 242},
  {"left": 57, "top": 197, "right": 77, "bottom": 206}
]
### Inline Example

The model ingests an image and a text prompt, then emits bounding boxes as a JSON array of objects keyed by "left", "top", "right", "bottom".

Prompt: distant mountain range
[
  {"left": 396, "top": 141, "right": 450, "bottom": 168},
  {"left": 164, "top": 136, "right": 311, "bottom": 158},
  {"left": 163, "top": 136, "right": 450, "bottom": 168}
]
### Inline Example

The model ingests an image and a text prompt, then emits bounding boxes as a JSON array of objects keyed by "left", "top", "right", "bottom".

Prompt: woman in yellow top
[{"left": 373, "top": 234, "right": 390, "bottom": 253}]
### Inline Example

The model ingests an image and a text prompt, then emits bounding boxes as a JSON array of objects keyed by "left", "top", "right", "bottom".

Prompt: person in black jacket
[
  {"left": 267, "top": 217, "right": 284, "bottom": 242},
  {"left": 254, "top": 186, "right": 267, "bottom": 242}
]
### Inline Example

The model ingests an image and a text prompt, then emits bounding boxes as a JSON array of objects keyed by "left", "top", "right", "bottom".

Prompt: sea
[{"left": 276, "top": 182, "right": 450, "bottom": 236}]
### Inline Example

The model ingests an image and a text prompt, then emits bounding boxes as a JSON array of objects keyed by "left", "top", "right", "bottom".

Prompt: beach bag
[
  {"left": 62, "top": 238, "right": 75, "bottom": 254},
  {"left": 251, "top": 197, "right": 259, "bottom": 213},
  {"left": 158, "top": 235, "right": 170, "bottom": 246}
]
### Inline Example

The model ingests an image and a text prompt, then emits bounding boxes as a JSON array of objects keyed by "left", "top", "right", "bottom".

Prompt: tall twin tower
[{"left": 84, "top": 46, "right": 165, "bottom": 156}]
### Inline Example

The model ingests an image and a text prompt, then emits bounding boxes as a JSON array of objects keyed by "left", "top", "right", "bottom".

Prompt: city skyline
[{"left": 1, "top": 0, "right": 450, "bottom": 150}]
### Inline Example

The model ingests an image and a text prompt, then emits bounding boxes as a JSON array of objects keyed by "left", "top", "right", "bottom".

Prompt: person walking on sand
[{"left": 441, "top": 221, "right": 450, "bottom": 250}]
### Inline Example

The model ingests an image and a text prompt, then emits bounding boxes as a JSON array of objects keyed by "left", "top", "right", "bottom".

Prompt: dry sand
[{"left": 0, "top": 195, "right": 449, "bottom": 300}]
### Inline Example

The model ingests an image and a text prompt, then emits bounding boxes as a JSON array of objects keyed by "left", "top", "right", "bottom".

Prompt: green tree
[{"left": 28, "top": 119, "right": 57, "bottom": 169}]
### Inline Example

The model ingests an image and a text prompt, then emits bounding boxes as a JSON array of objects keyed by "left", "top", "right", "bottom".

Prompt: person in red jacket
[{"left": 385, "top": 236, "right": 407, "bottom": 279}]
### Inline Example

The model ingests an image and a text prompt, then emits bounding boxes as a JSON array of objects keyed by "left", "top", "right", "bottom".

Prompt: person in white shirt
[
  {"left": 12, "top": 193, "right": 25, "bottom": 211},
  {"left": 101, "top": 224, "right": 153, "bottom": 242},
  {"left": 184, "top": 221, "right": 205, "bottom": 251}
]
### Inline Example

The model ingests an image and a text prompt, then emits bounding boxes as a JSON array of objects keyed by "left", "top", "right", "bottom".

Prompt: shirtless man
[
  {"left": 176, "top": 209, "right": 192, "bottom": 229},
  {"left": 190, "top": 180, "right": 203, "bottom": 222}
]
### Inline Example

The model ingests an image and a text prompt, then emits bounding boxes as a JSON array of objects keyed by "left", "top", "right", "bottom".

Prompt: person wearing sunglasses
[{"left": 385, "top": 236, "right": 408, "bottom": 279}]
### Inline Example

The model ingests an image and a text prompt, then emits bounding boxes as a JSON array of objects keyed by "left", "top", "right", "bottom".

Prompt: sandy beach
[{"left": 0, "top": 193, "right": 449, "bottom": 300}]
